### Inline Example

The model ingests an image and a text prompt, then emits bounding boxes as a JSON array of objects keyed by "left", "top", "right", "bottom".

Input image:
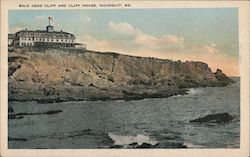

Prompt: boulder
[
  {"left": 190, "top": 113, "right": 234, "bottom": 123},
  {"left": 136, "top": 143, "right": 153, "bottom": 148},
  {"left": 110, "top": 145, "right": 123, "bottom": 148}
]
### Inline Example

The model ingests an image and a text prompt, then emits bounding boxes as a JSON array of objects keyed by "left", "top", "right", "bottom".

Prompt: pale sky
[{"left": 9, "top": 9, "right": 239, "bottom": 76}]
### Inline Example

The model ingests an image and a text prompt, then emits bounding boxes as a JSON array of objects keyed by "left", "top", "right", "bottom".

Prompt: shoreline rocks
[{"left": 8, "top": 49, "right": 234, "bottom": 102}]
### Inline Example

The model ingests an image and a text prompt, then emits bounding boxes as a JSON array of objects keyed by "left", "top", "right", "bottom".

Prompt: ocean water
[{"left": 8, "top": 78, "right": 240, "bottom": 149}]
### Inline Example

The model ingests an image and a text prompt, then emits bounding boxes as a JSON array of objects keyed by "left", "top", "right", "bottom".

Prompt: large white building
[{"left": 8, "top": 22, "right": 85, "bottom": 49}]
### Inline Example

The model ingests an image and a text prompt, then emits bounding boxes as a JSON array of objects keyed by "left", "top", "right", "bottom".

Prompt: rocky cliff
[{"left": 8, "top": 48, "right": 234, "bottom": 102}]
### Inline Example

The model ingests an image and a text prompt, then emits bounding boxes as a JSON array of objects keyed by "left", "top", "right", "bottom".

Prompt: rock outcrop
[
  {"left": 190, "top": 113, "right": 234, "bottom": 123},
  {"left": 8, "top": 48, "right": 234, "bottom": 102}
]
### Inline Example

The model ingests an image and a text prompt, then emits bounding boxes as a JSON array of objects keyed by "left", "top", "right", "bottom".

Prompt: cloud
[
  {"left": 135, "top": 34, "right": 185, "bottom": 50},
  {"left": 109, "top": 21, "right": 185, "bottom": 51},
  {"left": 109, "top": 22, "right": 139, "bottom": 35},
  {"left": 80, "top": 35, "right": 126, "bottom": 53},
  {"left": 203, "top": 45, "right": 219, "bottom": 54},
  {"left": 191, "top": 43, "right": 219, "bottom": 55}
]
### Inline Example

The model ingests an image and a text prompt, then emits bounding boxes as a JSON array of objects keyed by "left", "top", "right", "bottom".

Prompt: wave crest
[
  {"left": 188, "top": 88, "right": 203, "bottom": 95},
  {"left": 108, "top": 133, "right": 158, "bottom": 146}
]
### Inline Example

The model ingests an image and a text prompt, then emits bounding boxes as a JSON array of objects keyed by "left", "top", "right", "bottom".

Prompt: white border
[{"left": 1, "top": 1, "right": 249, "bottom": 157}]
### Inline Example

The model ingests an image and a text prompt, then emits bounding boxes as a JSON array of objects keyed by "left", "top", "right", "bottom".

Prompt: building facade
[{"left": 8, "top": 24, "right": 85, "bottom": 49}]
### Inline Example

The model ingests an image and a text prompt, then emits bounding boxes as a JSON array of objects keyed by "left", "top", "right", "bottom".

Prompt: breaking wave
[
  {"left": 108, "top": 133, "right": 158, "bottom": 147},
  {"left": 187, "top": 88, "right": 203, "bottom": 95},
  {"left": 183, "top": 142, "right": 204, "bottom": 148}
]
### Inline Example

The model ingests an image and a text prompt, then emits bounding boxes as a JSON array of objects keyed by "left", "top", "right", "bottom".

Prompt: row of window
[
  {"left": 21, "top": 38, "right": 32, "bottom": 41},
  {"left": 21, "top": 38, "right": 74, "bottom": 42},
  {"left": 19, "top": 32, "right": 73, "bottom": 38},
  {"left": 21, "top": 43, "right": 33, "bottom": 46}
]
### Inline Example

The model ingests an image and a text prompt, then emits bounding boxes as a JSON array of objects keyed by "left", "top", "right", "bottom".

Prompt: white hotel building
[{"left": 8, "top": 24, "right": 85, "bottom": 49}]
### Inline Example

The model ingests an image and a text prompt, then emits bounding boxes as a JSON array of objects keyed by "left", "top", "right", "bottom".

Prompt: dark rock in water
[
  {"left": 190, "top": 113, "right": 233, "bottom": 123},
  {"left": 67, "top": 129, "right": 93, "bottom": 137},
  {"left": 160, "top": 142, "right": 187, "bottom": 148},
  {"left": 8, "top": 106, "right": 14, "bottom": 113},
  {"left": 8, "top": 137, "right": 27, "bottom": 141},
  {"left": 110, "top": 145, "right": 123, "bottom": 148},
  {"left": 179, "top": 144, "right": 188, "bottom": 148},
  {"left": 135, "top": 143, "right": 160, "bottom": 148},
  {"left": 8, "top": 114, "right": 24, "bottom": 119},
  {"left": 45, "top": 110, "right": 63, "bottom": 115},
  {"left": 129, "top": 142, "right": 138, "bottom": 147},
  {"left": 136, "top": 143, "right": 153, "bottom": 148},
  {"left": 15, "top": 110, "right": 62, "bottom": 116}
]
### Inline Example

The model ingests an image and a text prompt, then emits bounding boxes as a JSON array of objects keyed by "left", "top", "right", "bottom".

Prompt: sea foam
[
  {"left": 188, "top": 88, "right": 203, "bottom": 95},
  {"left": 108, "top": 133, "right": 158, "bottom": 146}
]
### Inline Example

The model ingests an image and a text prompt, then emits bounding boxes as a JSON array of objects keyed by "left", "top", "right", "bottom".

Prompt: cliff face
[{"left": 8, "top": 48, "right": 233, "bottom": 102}]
